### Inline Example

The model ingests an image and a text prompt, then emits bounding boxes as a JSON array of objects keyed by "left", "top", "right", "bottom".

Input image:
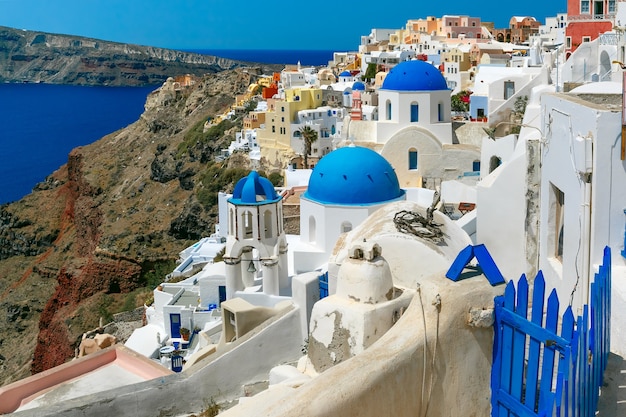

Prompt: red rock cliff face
[{"left": 31, "top": 150, "right": 142, "bottom": 373}]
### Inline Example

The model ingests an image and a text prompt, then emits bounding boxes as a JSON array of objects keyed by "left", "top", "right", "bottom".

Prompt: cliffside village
[{"left": 2, "top": 1, "right": 626, "bottom": 416}]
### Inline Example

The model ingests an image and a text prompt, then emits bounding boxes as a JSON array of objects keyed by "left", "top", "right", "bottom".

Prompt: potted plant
[{"left": 180, "top": 327, "right": 190, "bottom": 341}]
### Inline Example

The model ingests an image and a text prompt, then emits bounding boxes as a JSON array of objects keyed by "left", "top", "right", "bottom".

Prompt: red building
[{"left": 565, "top": 0, "right": 615, "bottom": 56}]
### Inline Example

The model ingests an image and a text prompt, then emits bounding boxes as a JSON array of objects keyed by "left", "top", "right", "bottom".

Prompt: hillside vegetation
[{"left": 0, "top": 67, "right": 277, "bottom": 385}]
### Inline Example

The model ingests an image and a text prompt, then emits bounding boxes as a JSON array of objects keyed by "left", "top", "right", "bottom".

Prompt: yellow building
[
  {"left": 257, "top": 87, "right": 324, "bottom": 166},
  {"left": 441, "top": 46, "right": 472, "bottom": 72}
]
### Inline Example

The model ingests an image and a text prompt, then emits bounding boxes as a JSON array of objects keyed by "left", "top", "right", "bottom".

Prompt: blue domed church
[
  {"left": 360, "top": 60, "right": 480, "bottom": 189},
  {"left": 377, "top": 60, "right": 452, "bottom": 143},
  {"left": 292, "top": 146, "right": 406, "bottom": 272}
]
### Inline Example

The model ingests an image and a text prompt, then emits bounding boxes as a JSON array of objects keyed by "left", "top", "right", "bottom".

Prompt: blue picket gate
[{"left": 491, "top": 247, "right": 611, "bottom": 417}]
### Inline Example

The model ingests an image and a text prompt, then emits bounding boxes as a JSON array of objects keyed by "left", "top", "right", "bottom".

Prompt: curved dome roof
[
  {"left": 339, "top": 70, "right": 352, "bottom": 77},
  {"left": 229, "top": 171, "right": 281, "bottom": 205},
  {"left": 381, "top": 60, "right": 448, "bottom": 91},
  {"left": 304, "top": 147, "right": 405, "bottom": 206},
  {"left": 352, "top": 81, "right": 366, "bottom": 91}
]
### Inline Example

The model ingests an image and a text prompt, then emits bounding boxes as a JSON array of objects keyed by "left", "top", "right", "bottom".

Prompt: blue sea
[
  {"left": 0, "top": 50, "right": 336, "bottom": 205},
  {"left": 0, "top": 83, "right": 155, "bottom": 204}
]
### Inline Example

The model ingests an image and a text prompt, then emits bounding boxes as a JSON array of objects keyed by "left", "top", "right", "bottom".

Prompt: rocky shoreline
[{"left": 0, "top": 66, "right": 270, "bottom": 386}]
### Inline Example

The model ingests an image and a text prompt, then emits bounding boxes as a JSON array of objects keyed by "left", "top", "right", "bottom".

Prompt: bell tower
[{"left": 223, "top": 171, "right": 288, "bottom": 299}]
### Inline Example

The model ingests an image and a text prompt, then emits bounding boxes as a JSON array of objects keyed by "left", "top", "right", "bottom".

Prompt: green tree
[
  {"left": 363, "top": 63, "right": 377, "bottom": 82},
  {"left": 298, "top": 125, "right": 318, "bottom": 169}
]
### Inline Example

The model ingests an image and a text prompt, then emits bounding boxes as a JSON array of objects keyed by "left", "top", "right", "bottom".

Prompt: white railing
[{"left": 568, "top": 13, "right": 616, "bottom": 22}]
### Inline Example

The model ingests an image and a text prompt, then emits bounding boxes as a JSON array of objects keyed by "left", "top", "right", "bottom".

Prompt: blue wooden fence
[{"left": 491, "top": 246, "right": 611, "bottom": 417}]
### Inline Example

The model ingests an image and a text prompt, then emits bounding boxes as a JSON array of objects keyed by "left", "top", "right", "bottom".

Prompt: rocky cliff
[
  {"left": 0, "top": 66, "right": 276, "bottom": 386},
  {"left": 0, "top": 25, "right": 249, "bottom": 85}
]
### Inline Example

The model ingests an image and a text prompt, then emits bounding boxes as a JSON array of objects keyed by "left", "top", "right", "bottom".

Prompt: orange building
[{"left": 509, "top": 17, "right": 540, "bottom": 44}]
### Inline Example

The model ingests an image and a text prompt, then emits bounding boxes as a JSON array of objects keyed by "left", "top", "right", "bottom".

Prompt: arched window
[
  {"left": 489, "top": 156, "right": 502, "bottom": 173},
  {"left": 229, "top": 208, "right": 235, "bottom": 236},
  {"left": 242, "top": 211, "right": 253, "bottom": 238},
  {"left": 386, "top": 100, "right": 392, "bottom": 120},
  {"left": 410, "top": 102, "right": 419, "bottom": 122},
  {"left": 309, "top": 215, "right": 316, "bottom": 243},
  {"left": 341, "top": 221, "right": 352, "bottom": 233},
  {"left": 264, "top": 209, "right": 273, "bottom": 239},
  {"left": 409, "top": 148, "right": 418, "bottom": 170}
]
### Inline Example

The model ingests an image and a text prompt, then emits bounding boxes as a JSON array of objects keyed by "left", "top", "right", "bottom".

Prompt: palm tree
[{"left": 298, "top": 125, "right": 318, "bottom": 169}]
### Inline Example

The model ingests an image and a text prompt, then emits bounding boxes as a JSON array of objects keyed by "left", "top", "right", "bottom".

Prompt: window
[
  {"left": 489, "top": 156, "right": 502, "bottom": 173},
  {"left": 386, "top": 100, "right": 392, "bottom": 120},
  {"left": 272, "top": 126, "right": 275, "bottom": 133},
  {"left": 549, "top": 184, "right": 565, "bottom": 262},
  {"left": 229, "top": 208, "right": 235, "bottom": 236},
  {"left": 264, "top": 209, "right": 273, "bottom": 238},
  {"left": 242, "top": 211, "right": 253, "bottom": 238},
  {"left": 582, "top": 36, "right": 591, "bottom": 43},
  {"left": 341, "top": 221, "right": 353, "bottom": 233},
  {"left": 309, "top": 216, "right": 316, "bottom": 243},
  {"left": 438, "top": 103, "right": 444, "bottom": 122},
  {"left": 473, "top": 160, "right": 481, "bottom": 172},
  {"left": 581, "top": 0, "right": 590, "bottom": 13},
  {"left": 609, "top": 0, "right": 616, "bottom": 13},
  {"left": 410, "top": 102, "right": 419, "bottom": 122},
  {"left": 566, "top": 37, "right": 572, "bottom": 49},
  {"left": 409, "top": 149, "right": 418, "bottom": 170},
  {"left": 593, "top": 0, "right": 604, "bottom": 15},
  {"left": 504, "top": 81, "right": 515, "bottom": 99},
  {"left": 281, "top": 117, "right": 285, "bottom": 122}
]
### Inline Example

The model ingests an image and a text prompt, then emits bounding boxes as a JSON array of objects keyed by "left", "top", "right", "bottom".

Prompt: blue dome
[
  {"left": 352, "top": 81, "right": 366, "bottom": 91},
  {"left": 230, "top": 171, "right": 281, "bottom": 205},
  {"left": 381, "top": 60, "right": 448, "bottom": 91},
  {"left": 304, "top": 147, "right": 405, "bottom": 206},
  {"left": 339, "top": 70, "right": 352, "bottom": 77}
]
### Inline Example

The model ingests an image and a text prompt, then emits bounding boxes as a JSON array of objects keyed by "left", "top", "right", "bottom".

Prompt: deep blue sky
[{"left": 0, "top": 0, "right": 566, "bottom": 50}]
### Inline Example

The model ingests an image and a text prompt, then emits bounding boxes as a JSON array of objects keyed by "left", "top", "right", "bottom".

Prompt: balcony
[{"left": 568, "top": 13, "right": 616, "bottom": 23}]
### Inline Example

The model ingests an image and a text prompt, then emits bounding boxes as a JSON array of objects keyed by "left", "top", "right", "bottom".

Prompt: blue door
[{"left": 170, "top": 313, "right": 181, "bottom": 338}]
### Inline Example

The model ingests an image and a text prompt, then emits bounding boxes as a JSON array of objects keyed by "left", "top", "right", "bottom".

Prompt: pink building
[{"left": 441, "top": 15, "right": 482, "bottom": 39}]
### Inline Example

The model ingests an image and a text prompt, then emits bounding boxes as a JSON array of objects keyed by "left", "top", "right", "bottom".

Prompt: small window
[
  {"left": 566, "top": 37, "right": 572, "bottom": 49},
  {"left": 581, "top": 0, "right": 590, "bottom": 14},
  {"left": 473, "top": 160, "right": 480, "bottom": 172},
  {"left": 409, "top": 149, "right": 418, "bottom": 170},
  {"left": 410, "top": 102, "right": 419, "bottom": 122},
  {"left": 489, "top": 156, "right": 502, "bottom": 173},
  {"left": 582, "top": 36, "right": 591, "bottom": 43},
  {"left": 438, "top": 103, "right": 444, "bottom": 122},
  {"left": 504, "top": 81, "right": 515, "bottom": 100},
  {"left": 386, "top": 100, "right": 392, "bottom": 120}
]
